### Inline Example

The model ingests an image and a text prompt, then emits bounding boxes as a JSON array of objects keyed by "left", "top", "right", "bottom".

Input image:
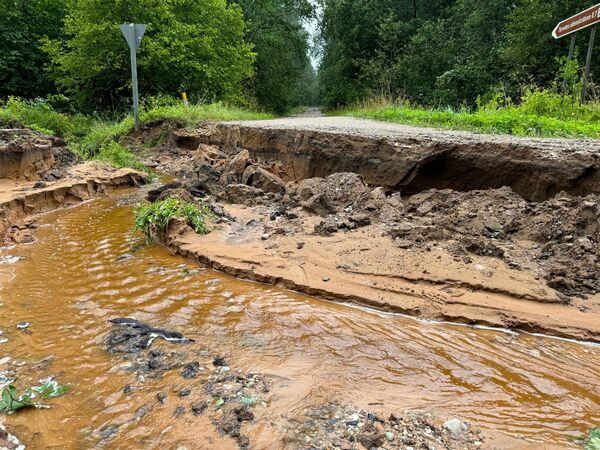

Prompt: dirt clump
[{"left": 0, "top": 128, "right": 78, "bottom": 182}]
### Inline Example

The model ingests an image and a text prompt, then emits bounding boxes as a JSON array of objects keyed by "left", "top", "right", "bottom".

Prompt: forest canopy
[{"left": 317, "top": 0, "right": 600, "bottom": 108}]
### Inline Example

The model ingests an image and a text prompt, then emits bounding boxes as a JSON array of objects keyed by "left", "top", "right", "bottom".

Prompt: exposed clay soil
[
  {"left": 135, "top": 119, "right": 600, "bottom": 342},
  {"left": 0, "top": 128, "right": 146, "bottom": 244}
]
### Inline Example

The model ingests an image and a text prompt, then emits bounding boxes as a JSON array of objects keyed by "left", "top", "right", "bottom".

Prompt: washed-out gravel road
[{"left": 230, "top": 110, "right": 600, "bottom": 157}]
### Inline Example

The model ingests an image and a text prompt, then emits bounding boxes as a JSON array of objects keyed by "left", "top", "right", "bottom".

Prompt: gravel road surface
[{"left": 231, "top": 111, "right": 600, "bottom": 156}]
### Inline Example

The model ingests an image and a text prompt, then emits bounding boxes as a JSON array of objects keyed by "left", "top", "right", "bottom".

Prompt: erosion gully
[{"left": 0, "top": 186, "right": 598, "bottom": 449}]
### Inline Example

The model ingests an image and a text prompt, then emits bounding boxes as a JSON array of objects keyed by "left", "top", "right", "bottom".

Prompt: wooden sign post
[{"left": 553, "top": 4, "right": 600, "bottom": 103}]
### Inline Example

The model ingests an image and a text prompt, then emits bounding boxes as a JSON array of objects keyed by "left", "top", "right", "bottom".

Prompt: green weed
[
  {"left": 0, "top": 380, "right": 69, "bottom": 413},
  {"left": 134, "top": 196, "right": 214, "bottom": 242},
  {"left": 586, "top": 428, "right": 600, "bottom": 450}
]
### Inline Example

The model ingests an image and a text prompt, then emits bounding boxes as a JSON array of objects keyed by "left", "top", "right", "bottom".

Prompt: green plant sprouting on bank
[
  {"left": 133, "top": 196, "right": 214, "bottom": 241},
  {"left": 0, "top": 380, "right": 69, "bottom": 413}
]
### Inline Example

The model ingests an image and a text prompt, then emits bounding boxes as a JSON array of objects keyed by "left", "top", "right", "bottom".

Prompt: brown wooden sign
[{"left": 553, "top": 4, "right": 600, "bottom": 39}]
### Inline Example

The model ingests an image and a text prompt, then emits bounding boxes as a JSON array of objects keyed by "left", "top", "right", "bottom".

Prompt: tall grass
[
  {"left": 0, "top": 97, "right": 273, "bottom": 169},
  {"left": 341, "top": 91, "right": 600, "bottom": 138}
]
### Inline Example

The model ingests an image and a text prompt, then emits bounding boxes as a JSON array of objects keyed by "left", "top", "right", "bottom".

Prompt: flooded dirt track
[{"left": 1, "top": 189, "right": 599, "bottom": 448}]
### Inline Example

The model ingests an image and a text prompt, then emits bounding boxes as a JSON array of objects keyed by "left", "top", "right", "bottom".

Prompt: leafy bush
[
  {"left": 0, "top": 380, "right": 69, "bottom": 413},
  {"left": 134, "top": 196, "right": 214, "bottom": 241}
]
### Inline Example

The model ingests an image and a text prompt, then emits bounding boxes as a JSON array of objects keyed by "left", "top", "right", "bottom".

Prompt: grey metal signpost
[
  {"left": 552, "top": 4, "right": 600, "bottom": 104},
  {"left": 120, "top": 23, "right": 147, "bottom": 131}
]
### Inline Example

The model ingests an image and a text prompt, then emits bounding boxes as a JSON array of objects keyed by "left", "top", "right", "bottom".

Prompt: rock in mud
[
  {"left": 241, "top": 165, "right": 286, "bottom": 194},
  {"left": 224, "top": 184, "right": 266, "bottom": 206},
  {"left": 285, "top": 403, "right": 483, "bottom": 450},
  {"left": 105, "top": 318, "right": 194, "bottom": 353},
  {"left": 443, "top": 418, "right": 470, "bottom": 436},
  {"left": 220, "top": 149, "right": 252, "bottom": 185},
  {"left": 0, "top": 423, "right": 24, "bottom": 450}
]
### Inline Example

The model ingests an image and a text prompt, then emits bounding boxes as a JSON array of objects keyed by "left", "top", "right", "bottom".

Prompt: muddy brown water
[{"left": 0, "top": 188, "right": 599, "bottom": 448}]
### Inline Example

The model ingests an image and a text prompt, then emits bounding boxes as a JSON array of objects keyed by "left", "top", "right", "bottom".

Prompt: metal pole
[
  {"left": 581, "top": 25, "right": 596, "bottom": 105},
  {"left": 563, "top": 34, "right": 576, "bottom": 92},
  {"left": 128, "top": 24, "right": 140, "bottom": 131}
]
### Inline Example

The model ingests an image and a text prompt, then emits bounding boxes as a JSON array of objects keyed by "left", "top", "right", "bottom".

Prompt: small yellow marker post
[{"left": 182, "top": 92, "right": 189, "bottom": 108}]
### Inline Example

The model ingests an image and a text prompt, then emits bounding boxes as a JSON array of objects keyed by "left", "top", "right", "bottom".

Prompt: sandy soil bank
[
  {"left": 134, "top": 119, "right": 600, "bottom": 342},
  {"left": 165, "top": 202, "right": 600, "bottom": 342},
  {"left": 0, "top": 128, "right": 145, "bottom": 244}
]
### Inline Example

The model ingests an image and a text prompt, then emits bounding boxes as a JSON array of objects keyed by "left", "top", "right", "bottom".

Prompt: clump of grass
[
  {"left": 0, "top": 97, "right": 92, "bottom": 138},
  {"left": 0, "top": 380, "right": 69, "bottom": 413},
  {"left": 94, "top": 141, "right": 149, "bottom": 174},
  {"left": 134, "top": 196, "right": 214, "bottom": 241}
]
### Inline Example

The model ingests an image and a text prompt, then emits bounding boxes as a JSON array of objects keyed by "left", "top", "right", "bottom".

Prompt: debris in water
[{"left": 105, "top": 318, "right": 194, "bottom": 353}]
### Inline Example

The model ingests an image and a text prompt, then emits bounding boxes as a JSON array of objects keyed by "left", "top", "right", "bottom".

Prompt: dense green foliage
[
  {"left": 0, "top": 381, "right": 69, "bottom": 413},
  {"left": 0, "top": 0, "right": 315, "bottom": 113},
  {"left": 0, "top": 0, "right": 65, "bottom": 98},
  {"left": 134, "top": 196, "right": 214, "bottom": 241},
  {"left": 586, "top": 428, "right": 600, "bottom": 450},
  {"left": 318, "top": 0, "right": 600, "bottom": 108},
  {"left": 236, "top": 0, "right": 317, "bottom": 113},
  {"left": 45, "top": 0, "right": 254, "bottom": 111}
]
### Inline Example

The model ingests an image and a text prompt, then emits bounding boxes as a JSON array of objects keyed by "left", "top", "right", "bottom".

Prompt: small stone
[
  {"left": 385, "top": 431, "right": 394, "bottom": 441},
  {"left": 156, "top": 392, "right": 167, "bottom": 403},
  {"left": 179, "top": 388, "right": 191, "bottom": 397},
  {"left": 213, "top": 356, "right": 227, "bottom": 367},
  {"left": 16, "top": 322, "right": 30, "bottom": 330},
  {"left": 443, "top": 418, "right": 469, "bottom": 436},
  {"left": 261, "top": 234, "right": 269, "bottom": 240},
  {"left": 191, "top": 401, "right": 208, "bottom": 415},
  {"left": 297, "top": 241, "right": 305, "bottom": 249},
  {"left": 322, "top": 276, "right": 330, "bottom": 282}
]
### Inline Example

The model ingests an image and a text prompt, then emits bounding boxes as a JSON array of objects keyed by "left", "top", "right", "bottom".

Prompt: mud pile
[
  {"left": 0, "top": 128, "right": 144, "bottom": 244},
  {"left": 148, "top": 133, "right": 599, "bottom": 300}
]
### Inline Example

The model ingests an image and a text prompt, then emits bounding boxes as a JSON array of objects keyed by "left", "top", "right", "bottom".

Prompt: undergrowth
[
  {"left": 133, "top": 196, "right": 214, "bottom": 241},
  {"left": 0, "top": 97, "right": 272, "bottom": 170},
  {"left": 341, "top": 92, "right": 600, "bottom": 138}
]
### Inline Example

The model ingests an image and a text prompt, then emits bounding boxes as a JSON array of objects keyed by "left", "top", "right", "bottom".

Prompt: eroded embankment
[
  {"left": 141, "top": 120, "right": 600, "bottom": 342},
  {"left": 0, "top": 128, "right": 145, "bottom": 243},
  {"left": 174, "top": 123, "right": 600, "bottom": 201}
]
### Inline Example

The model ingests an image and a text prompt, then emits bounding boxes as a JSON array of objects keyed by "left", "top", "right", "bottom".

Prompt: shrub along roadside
[
  {"left": 341, "top": 92, "right": 600, "bottom": 139},
  {"left": 133, "top": 196, "right": 214, "bottom": 242},
  {"left": 0, "top": 97, "right": 273, "bottom": 170}
]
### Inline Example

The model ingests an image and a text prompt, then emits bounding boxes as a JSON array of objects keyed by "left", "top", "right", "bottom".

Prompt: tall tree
[
  {"left": 234, "top": 0, "right": 314, "bottom": 112},
  {"left": 45, "top": 0, "right": 255, "bottom": 110},
  {"left": 503, "top": 0, "right": 600, "bottom": 87},
  {"left": 0, "top": 0, "right": 65, "bottom": 98}
]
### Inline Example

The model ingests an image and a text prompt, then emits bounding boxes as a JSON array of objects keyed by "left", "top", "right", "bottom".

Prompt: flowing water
[{"left": 0, "top": 188, "right": 598, "bottom": 448}]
